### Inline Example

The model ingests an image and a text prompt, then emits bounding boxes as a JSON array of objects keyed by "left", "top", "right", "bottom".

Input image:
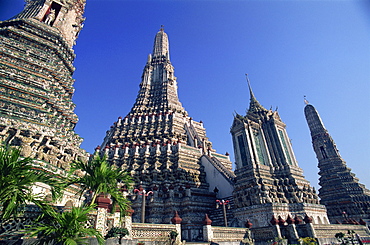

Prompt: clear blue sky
[{"left": 1, "top": 0, "right": 370, "bottom": 190}]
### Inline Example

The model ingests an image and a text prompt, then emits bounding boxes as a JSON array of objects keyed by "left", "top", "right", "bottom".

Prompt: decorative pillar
[
  {"left": 113, "top": 204, "right": 121, "bottom": 227},
  {"left": 304, "top": 214, "right": 317, "bottom": 238},
  {"left": 270, "top": 215, "right": 282, "bottom": 239},
  {"left": 286, "top": 215, "right": 299, "bottom": 241},
  {"left": 95, "top": 193, "right": 111, "bottom": 236},
  {"left": 244, "top": 220, "right": 254, "bottom": 244},
  {"left": 123, "top": 209, "right": 134, "bottom": 240},
  {"left": 203, "top": 214, "right": 213, "bottom": 242},
  {"left": 171, "top": 211, "right": 183, "bottom": 244}
]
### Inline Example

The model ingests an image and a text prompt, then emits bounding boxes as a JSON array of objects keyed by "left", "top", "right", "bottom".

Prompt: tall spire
[
  {"left": 131, "top": 28, "right": 183, "bottom": 113},
  {"left": 304, "top": 103, "right": 328, "bottom": 139},
  {"left": 246, "top": 74, "right": 267, "bottom": 115},
  {"left": 230, "top": 76, "right": 328, "bottom": 228},
  {"left": 304, "top": 103, "right": 370, "bottom": 223},
  {"left": 98, "top": 29, "right": 234, "bottom": 238},
  {"left": 152, "top": 26, "right": 170, "bottom": 59}
]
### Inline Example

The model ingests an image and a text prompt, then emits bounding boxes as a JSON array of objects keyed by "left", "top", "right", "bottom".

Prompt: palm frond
[
  {"left": 67, "top": 153, "right": 132, "bottom": 215},
  {"left": 0, "top": 144, "right": 66, "bottom": 221},
  {"left": 27, "top": 205, "right": 104, "bottom": 245}
]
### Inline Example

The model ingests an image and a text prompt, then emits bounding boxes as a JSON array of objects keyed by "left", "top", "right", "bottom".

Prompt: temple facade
[
  {"left": 230, "top": 79, "right": 329, "bottom": 228},
  {"left": 1, "top": 1, "right": 370, "bottom": 243},
  {"left": 96, "top": 28, "right": 235, "bottom": 241},
  {"left": 304, "top": 102, "right": 370, "bottom": 224}
]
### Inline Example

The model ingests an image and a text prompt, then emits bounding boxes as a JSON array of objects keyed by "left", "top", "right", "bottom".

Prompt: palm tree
[
  {"left": 27, "top": 204, "right": 104, "bottom": 245},
  {"left": 0, "top": 144, "right": 63, "bottom": 222},
  {"left": 68, "top": 154, "right": 132, "bottom": 215}
]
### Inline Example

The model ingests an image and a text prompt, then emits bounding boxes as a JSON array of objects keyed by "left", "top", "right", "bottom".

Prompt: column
[{"left": 203, "top": 214, "right": 213, "bottom": 242}]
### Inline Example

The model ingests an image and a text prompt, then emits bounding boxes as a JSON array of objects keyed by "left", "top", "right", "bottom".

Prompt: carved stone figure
[
  {"left": 44, "top": 9, "right": 56, "bottom": 25},
  {"left": 20, "top": 136, "right": 33, "bottom": 158}
]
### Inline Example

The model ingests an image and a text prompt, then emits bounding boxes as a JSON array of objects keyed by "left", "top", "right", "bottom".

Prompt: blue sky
[{"left": 1, "top": 0, "right": 370, "bottom": 190}]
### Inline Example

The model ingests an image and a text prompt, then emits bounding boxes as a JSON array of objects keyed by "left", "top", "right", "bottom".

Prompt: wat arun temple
[{"left": 0, "top": 0, "right": 369, "bottom": 244}]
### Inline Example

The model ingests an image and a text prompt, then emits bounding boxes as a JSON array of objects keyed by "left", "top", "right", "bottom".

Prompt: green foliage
[
  {"left": 335, "top": 232, "right": 345, "bottom": 239},
  {"left": 0, "top": 145, "right": 133, "bottom": 244},
  {"left": 68, "top": 154, "right": 132, "bottom": 215},
  {"left": 241, "top": 238, "right": 254, "bottom": 245},
  {"left": 299, "top": 237, "right": 318, "bottom": 245},
  {"left": 269, "top": 237, "right": 287, "bottom": 245},
  {"left": 169, "top": 230, "right": 178, "bottom": 240},
  {"left": 335, "top": 230, "right": 357, "bottom": 245},
  {"left": 0, "top": 144, "right": 63, "bottom": 221},
  {"left": 27, "top": 205, "right": 104, "bottom": 245},
  {"left": 241, "top": 229, "right": 254, "bottom": 245},
  {"left": 104, "top": 227, "right": 129, "bottom": 239}
]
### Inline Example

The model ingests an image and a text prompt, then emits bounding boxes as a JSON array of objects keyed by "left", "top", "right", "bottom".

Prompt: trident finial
[
  {"left": 304, "top": 95, "right": 309, "bottom": 105},
  {"left": 245, "top": 73, "right": 251, "bottom": 86},
  {"left": 245, "top": 73, "right": 252, "bottom": 91}
]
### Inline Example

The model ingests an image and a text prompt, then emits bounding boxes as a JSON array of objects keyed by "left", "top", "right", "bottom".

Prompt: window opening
[{"left": 42, "top": 2, "right": 62, "bottom": 26}]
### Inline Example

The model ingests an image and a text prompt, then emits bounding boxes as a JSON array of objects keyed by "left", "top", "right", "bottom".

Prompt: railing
[
  {"left": 313, "top": 224, "right": 370, "bottom": 238},
  {"left": 184, "top": 122, "right": 197, "bottom": 147},
  {"left": 131, "top": 223, "right": 177, "bottom": 241},
  {"left": 250, "top": 226, "right": 275, "bottom": 241},
  {"left": 211, "top": 226, "right": 247, "bottom": 242}
]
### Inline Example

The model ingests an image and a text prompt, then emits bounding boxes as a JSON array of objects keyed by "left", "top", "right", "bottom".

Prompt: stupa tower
[
  {"left": 0, "top": 0, "right": 87, "bottom": 169},
  {"left": 230, "top": 77, "right": 328, "bottom": 228},
  {"left": 304, "top": 102, "right": 370, "bottom": 224},
  {"left": 99, "top": 28, "right": 234, "bottom": 240}
]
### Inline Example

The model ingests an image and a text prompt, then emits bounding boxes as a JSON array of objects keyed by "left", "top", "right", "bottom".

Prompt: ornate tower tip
[
  {"left": 245, "top": 73, "right": 267, "bottom": 114},
  {"left": 160, "top": 25, "right": 164, "bottom": 31}
]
